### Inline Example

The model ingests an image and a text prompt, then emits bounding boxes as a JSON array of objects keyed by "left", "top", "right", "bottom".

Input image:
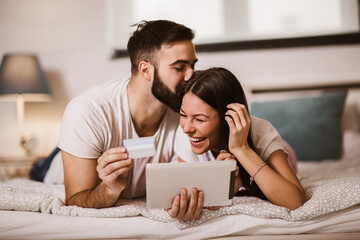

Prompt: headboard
[{"left": 250, "top": 81, "right": 360, "bottom": 94}]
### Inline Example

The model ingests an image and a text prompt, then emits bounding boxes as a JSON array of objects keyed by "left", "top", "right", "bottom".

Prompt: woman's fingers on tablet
[
  {"left": 192, "top": 190, "right": 204, "bottom": 220},
  {"left": 184, "top": 188, "right": 198, "bottom": 220},
  {"left": 170, "top": 188, "right": 187, "bottom": 220},
  {"left": 167, "top": 188, "right": 204, "bottom": 221},
  {"left": 166, "top": 195, "right": 180, "bottom": 218},
  {"left": 216, "top": 150, "right": 234, "bottom": 161},
  {"left": 206, "top": 206, "right": 220, "bottom": 210}
]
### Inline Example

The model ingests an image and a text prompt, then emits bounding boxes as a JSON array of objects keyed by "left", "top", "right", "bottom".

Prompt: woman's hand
[
  {"left": 166, "top": 188, "right": 204, "bottom": 221},
  {"left": 216, "top": 150, "right": 242, "bottom": 195},
  {"left": 216, "top": 150, "right": 234, "bottom": 161},
  {"left": 216, "top": 150, "right": 239, "bottom": 176},
  {"left": 225, "top": 103, "right": 251, "bottom": 154}
]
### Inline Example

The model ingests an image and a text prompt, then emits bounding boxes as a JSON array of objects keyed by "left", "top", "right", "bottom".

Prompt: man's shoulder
[
  {"left": 65, "top": 78, "right": 130, "bottom": 117},
  {"left": 81, "top": 78, "right": 129, "bottom": 99},
  {"left": 70, "top": 79, "right": 129, "bottom": 106}
]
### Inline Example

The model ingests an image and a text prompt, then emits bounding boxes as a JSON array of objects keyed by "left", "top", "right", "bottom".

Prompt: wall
[
  {"left": 0, "top": 0, "right": 359, "bottom": 157},
  {"left": 0, "top": 0, "right": 129, "bottom": 156}
]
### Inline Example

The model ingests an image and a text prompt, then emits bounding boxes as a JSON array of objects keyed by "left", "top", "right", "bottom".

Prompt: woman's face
[{"left": 180, "top": 91, "right": 223, "bottom": 155}]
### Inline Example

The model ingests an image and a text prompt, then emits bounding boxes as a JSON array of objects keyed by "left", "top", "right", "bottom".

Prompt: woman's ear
[{"left": 138, "top": 61, "right": 154, "bottom": 81}]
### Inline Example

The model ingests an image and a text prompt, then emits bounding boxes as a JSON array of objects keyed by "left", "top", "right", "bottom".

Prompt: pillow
[{"left": 250, "top": 90, "right": 347, "bottom": 161}]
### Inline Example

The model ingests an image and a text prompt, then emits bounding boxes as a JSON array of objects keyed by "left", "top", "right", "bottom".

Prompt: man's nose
[{"left": 184, "top": 68, "right": 194, "bottom": 81}]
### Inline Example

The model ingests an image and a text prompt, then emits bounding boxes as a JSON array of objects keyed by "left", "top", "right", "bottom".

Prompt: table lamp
[{"left": 0, "top": 53, "right": 52, "bottom": 154}]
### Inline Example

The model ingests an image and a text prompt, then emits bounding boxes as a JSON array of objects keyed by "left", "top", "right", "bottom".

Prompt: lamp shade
[{"left": 0, "top": 54, "right": 51, "bottom": 95}]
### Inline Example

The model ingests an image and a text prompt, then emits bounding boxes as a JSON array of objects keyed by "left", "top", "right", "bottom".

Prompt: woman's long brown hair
[{"left": 180, "top": 67, "right": 266, "bottom": 199}]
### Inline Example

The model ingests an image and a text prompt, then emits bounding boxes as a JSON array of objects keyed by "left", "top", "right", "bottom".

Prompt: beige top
[{"left": 174, "top": 116, "right": 284, "bottom": 162}]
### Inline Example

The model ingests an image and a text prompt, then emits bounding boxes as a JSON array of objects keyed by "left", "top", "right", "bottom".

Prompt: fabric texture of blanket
[{"left": 1, "top": 156, "right": 360, "bottom": 230}]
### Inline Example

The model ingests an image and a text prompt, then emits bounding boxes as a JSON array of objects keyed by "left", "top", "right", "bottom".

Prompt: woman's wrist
[{"left": 231, "top": 145, "right": 253, "bottom": 162}]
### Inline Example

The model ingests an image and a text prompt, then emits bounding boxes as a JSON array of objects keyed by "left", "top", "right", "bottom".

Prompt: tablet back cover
[{"left": 146, "top": 160, "right": 236, "bottom": 209}]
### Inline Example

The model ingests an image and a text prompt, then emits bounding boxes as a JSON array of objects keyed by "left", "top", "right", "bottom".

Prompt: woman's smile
[
  {"left": 188, "top": 136, "right": 207, "bottom": 146},
  {"left": 188, "top": 136, "right": 206, "bottom": 143},
  {"left": 180, "top": 92, "right": 223, "bottom": 154}
]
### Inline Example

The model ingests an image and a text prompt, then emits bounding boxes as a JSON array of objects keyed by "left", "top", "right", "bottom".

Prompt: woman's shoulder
[
  {"left": 250, "top": 116, "right": 283, "bottom": 160},
  {"left": 250, "top": 116, "right": 281, "bottom": 144},
  {"left": 250, "top": 116, "right": 276, "bottom": 131}
]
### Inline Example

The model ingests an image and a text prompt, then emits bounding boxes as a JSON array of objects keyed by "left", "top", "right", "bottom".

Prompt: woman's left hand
[
  {"left": 225, "top": 103, "right": 251, "bottom": 153},
  {"left": 216, "top": 150, "right": 239, "bottom": 176},
  {"left": 215, "top": 150, "right": 235, "bottom": 162},
  {"left": 206, "top": 150, "right": 238, "bottom": 212}
]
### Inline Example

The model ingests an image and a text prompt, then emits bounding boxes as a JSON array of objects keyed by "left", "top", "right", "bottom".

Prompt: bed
[{"left": 1, "top": 83, "right": 360, "bottom": 240}]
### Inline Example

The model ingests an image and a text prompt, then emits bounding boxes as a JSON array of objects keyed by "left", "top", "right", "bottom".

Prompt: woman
[{"left": 174, "top": 67, "right": 306, "bottom": 210}]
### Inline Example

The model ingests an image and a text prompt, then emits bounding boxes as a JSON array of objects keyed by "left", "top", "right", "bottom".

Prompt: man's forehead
[{"left": 157, "top": 41, "right": 196, "bottom": 62}]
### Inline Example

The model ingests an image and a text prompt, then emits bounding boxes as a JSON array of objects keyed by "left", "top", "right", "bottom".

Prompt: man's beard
[{"left": 151, "top": 68, "right": 183, "bottom": 112}]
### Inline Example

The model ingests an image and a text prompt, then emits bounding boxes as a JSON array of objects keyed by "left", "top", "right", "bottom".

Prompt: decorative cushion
[{"left": 250, "top": 91, "right": 347, "bottom": 161}]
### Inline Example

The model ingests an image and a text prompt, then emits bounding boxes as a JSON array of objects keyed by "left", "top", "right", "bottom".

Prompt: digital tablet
[{"left": 146, "top": 160, "right": 236, "bottom": 209}]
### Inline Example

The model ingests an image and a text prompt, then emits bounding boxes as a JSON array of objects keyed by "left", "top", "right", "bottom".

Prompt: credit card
[{"left": 123, "top": 136, "right": 156, "bottom": 158}]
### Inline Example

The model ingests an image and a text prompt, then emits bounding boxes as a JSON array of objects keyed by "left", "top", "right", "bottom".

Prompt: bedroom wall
[{"left": 0, "top": 0, "right": 359, "bottom": 157}]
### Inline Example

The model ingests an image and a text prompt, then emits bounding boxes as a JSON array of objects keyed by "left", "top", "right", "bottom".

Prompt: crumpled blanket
[{"left": 1, "top": 158, "right": 360, "bottom": 230}]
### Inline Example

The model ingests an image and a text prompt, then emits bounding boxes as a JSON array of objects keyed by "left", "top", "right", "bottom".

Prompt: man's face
[
  {"left": 151, "top": 41, "right": 197, "bottom": 111},
  {"left": 151, "top": 67, "right": 182, "bottom": 112}
]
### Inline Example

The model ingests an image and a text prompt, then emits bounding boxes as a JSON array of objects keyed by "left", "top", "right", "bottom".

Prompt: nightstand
[{"left": 0, "top": 156, "right": 40, "bottom": 181}]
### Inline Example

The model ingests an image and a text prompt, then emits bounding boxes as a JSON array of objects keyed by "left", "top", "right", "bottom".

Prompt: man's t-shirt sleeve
[{"left": 58, "top": 97, "right": 104, "bottom": 159}]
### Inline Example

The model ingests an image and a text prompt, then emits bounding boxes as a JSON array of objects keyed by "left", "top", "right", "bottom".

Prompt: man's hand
[
  {"left": 96, "top": 147, "right": 133, "bottom": 195},
  {"left": 166, "top": 188, "right": 204, "bottom": 221},
  {"left": 63, "top": 147, "right": 133, "bottom": 208}
]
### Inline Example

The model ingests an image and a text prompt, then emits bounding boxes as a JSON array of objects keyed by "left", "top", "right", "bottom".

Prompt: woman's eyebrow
[
  {"left": 194, "top": 114, "right": 210, "bottom": 118},
  {"left": 180, "top": 109, "right": 209, "bottom": 118}
]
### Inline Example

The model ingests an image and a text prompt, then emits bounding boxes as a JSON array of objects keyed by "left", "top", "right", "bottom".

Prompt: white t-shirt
[
  {"left": 174, "top": 117, "right": 284, "bottom": 162},
  {"left": 56, "top": 78, "right": 179, "bottom": 199}
]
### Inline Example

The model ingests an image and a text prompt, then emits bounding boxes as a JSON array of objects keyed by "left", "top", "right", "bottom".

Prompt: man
[{"left": 56, "top": 20, "right": 202, "bottom": 221}]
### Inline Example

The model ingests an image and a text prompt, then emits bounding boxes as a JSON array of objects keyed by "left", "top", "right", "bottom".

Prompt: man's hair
[
  {"left": 180, "top": 67, "right": 266, "bottom": 199},
  {"left": 127, "top": 20, "right": 195, "bottom": 75}
]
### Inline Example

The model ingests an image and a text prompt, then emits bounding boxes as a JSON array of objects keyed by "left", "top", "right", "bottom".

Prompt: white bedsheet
[
  {"left": 1, "top": 136, "right": 360, "bottom": 239},
  {"left": 0, "top": 205, "right": 359, "bottom": 240},
  {"left": 1, "top": 157, "right": 360, "bottom": 228}
]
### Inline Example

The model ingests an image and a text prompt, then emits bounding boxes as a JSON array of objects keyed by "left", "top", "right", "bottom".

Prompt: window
[{"left": 106, "top": 0, "right": 360, "bottom": 56}]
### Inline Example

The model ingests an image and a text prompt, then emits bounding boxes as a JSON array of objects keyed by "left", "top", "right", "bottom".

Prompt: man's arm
[{"left": 62, "top": 147, "right": 132, "bottom": 208}]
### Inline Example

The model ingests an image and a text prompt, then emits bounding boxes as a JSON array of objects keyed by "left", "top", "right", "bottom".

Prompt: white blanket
[{"left": 1, "top": 158, "right": 360, "bottom": 230}]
